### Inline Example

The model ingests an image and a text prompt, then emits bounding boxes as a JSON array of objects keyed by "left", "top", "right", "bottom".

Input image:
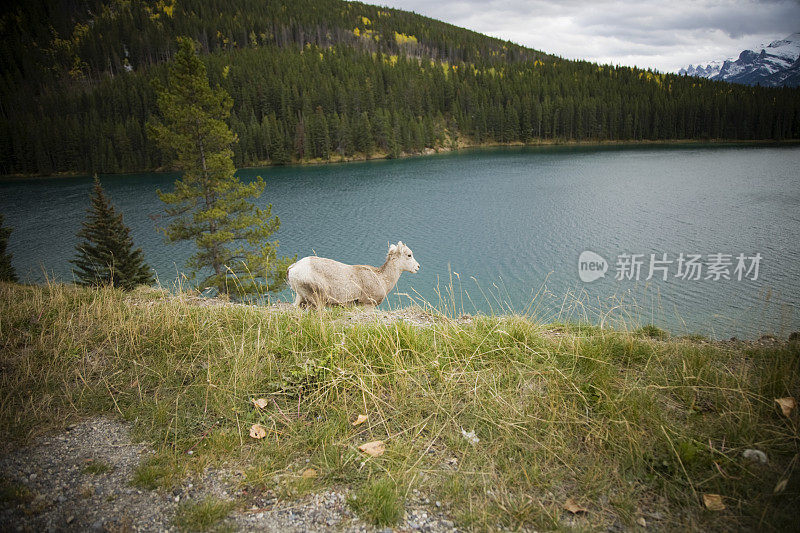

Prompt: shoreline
[
  {"left": 2, "top": 280, "right": 796, "bottom": 342},
  {"left": 3, "top": 138, "right": 799, "bottom": 180}
]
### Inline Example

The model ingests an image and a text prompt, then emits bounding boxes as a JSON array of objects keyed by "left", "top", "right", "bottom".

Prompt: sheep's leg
[
  {"left": 300, "top": 292, "right": 317, "bottom": 309},
  {"left": 294, "top": 282, "right": 322, "bottom": 310},
  {"left": 293, "top": 291, "right": 313, "bottom": 309},
  {"left": 309, "top": 289, "right": 326, "bottom": 310}
]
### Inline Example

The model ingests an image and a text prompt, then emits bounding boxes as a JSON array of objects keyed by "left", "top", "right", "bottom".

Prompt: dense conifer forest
[{"left": 2, "top": 0, "right": 799, "bottom": 175}]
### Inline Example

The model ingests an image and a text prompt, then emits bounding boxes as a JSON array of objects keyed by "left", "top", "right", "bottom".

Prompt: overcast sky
[{"left": 375, "top": 0, "right": 800, "bottom": 72}]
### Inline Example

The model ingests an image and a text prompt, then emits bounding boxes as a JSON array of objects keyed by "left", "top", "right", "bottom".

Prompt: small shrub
[{"left": 280, "top": 349, "right": 336, "bottom": 396}]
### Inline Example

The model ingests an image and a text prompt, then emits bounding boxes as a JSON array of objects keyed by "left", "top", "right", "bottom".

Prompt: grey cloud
[
  {"left": 378, "top": 0, "right": 800, "bottom": 71},
  {"left": 572, "top": 1, "right": 799, "bottom": 37}
]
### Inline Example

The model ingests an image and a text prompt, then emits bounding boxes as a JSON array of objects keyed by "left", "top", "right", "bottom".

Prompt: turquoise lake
[{"left": 2, "top": 144, "right": 799, "bottom": 339}]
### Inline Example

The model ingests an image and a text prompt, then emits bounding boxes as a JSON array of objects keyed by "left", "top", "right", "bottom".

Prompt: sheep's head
[{"left": 388, "top": 241, "right": 420, "bottom": 273}]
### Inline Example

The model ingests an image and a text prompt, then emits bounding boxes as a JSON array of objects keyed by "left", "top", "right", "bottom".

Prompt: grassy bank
[{"left": 1, "top": 281, "right": 798, "bottom": 530}]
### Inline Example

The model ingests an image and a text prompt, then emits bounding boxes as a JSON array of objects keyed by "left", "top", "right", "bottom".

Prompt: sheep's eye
[{"left": 407, "top": 254, "right": 412, "bottom": 257}]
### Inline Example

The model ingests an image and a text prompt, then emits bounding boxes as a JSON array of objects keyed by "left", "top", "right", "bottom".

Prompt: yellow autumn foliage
[{"left": 394, "top": 32, "right": 418, "bottom": 46}]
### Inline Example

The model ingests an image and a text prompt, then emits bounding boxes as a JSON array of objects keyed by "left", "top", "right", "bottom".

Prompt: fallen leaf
[
  {"left": 358, "top": 440, "right": 385, "bottom": 457},
  {"left": 775, "top": 397, "right": 796, "bottom": 417},
  {"left": 637, "top": 517, "right": 647, "bottom": 527},
  {"left": 252, "top": 398, "right": 269, "bottom": 410},
  {"left": 249, "top": 423, "right": 266, "bottom": 439},
  {"left": 702, "top": 493, "right": 725, "bottom": 511},
  {"left": 774, "top": 478, "right": 788, "bottom": 494},
  {"left": 352, "top": 414, "right": 368, "bottom": 426},
  {"left": 563, "top": 498, "right": 587, "bottom": 514},
  {"left": 301, "top": 468, "right": 317, "bottom": 479}
]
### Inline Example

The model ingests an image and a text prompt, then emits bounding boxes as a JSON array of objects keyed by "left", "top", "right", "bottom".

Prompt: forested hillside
[{"left": 2, "top": 0, "right": 799, "bottom": 175}]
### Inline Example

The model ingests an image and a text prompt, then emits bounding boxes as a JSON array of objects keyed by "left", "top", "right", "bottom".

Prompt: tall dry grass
[{"left": 0, "top": 280, "right": 798, "bottom": 530}]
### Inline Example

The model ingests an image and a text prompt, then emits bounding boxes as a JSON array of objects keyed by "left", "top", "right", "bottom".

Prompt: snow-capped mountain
[
  {"left": 678, "top": 32, "right": 800, "bottom": 87},
  {"left": 679, "top": 60, "right": 725, "bottom": 79}
]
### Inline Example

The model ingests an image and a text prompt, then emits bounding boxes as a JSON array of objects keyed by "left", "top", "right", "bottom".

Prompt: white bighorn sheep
[{"left": 287, "top": 241, "right": 421, "bottom": 308}]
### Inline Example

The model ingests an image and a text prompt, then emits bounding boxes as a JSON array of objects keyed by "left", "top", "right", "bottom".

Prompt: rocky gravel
[
  {"left": 0, "top": 418, "right": 176, "bottom": 532},
  {"left": 231, "top": 489, "right": 456, "bottom": 532},
  {"left": 1, "top": 417, "right": 460, "bottom": 532}
]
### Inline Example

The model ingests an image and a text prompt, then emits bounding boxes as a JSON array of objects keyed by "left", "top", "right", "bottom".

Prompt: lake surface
[{"left": 2, "top": 144, "right": 799, "bottom": 338}]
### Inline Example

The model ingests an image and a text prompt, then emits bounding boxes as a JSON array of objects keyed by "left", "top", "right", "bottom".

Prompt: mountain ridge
[{"left": 679, "top": 32, "right": 800, "bottom": 87}]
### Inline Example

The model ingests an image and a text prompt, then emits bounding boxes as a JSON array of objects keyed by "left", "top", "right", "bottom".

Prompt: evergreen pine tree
[
  {"left": 353, "top": 112, "right": 374, "bottom": 157},
  {"left": 71, "top": 177, "right": 154, "bottom": 290},
  {"left": 269, "top": 119, "right": 290, "bottom": 165},
  {"left": 0, "top": 214, "right": 18, "bottom": 282},
  {"left": 148, "top": 37, "right": 293, "bottom": 296}
]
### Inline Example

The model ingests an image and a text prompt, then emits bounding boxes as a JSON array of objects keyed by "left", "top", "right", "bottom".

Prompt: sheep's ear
[
  {"left": 388, "top": 244, "right": 397, "bottom": 253},
  {"left": 397, "top": 241, "right": 404, "bottom": 247}
]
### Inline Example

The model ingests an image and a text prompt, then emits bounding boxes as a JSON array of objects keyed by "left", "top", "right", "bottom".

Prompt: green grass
[
  {"left": 635, "top": 323, "right": 669, "bottom": 339},
  {"left": 131, "top": 453, "right": 187, "bottom": 490},
  {"left": 174, "top": 498, "right": 235, "bottom": 532},
  {"left": 348, "top": 477, "right": 404, "bottom": 526},
  {"left": 0, "top": 479, "right": 32, "bottom": 506},
  {"left": 82, "top": 460, "right": 113, "bottom": 475},
  {"left": 1, "top": 281, "right": 799, "bottom": 531}
]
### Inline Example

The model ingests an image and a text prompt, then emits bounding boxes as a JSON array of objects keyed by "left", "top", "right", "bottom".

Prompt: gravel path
[
  {"left": 0, "top": 418, "right": 175, "bottom": 532},
  {"left": 0, "top": 418, "right": 459, "bottom": 532}
]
